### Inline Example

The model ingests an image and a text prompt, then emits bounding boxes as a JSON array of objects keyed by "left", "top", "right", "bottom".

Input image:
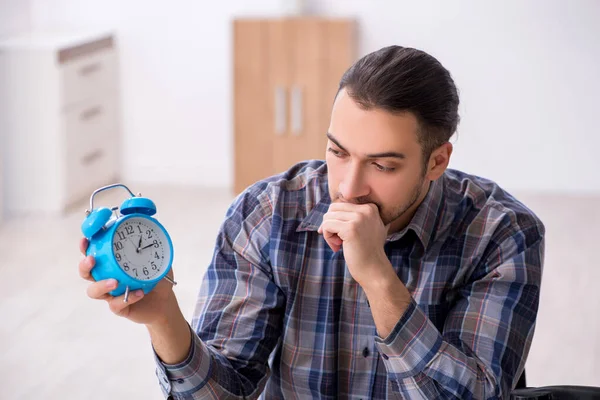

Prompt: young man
[{"left": 78, "top": 46, "right": 545, "bottom": 399}]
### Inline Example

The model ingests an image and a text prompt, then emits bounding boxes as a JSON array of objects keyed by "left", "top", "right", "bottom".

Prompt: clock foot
[
  {"left": 124, "top": 285, "right": 130, "bottom": 303},
  {"left": 163, "top": 276, "right": 177, "bottom": 286}
]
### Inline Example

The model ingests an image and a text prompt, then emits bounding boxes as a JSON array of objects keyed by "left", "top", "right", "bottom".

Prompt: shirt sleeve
[
  {"left": 376, "top": 220, "right": 545, "bottom": 399},
  {"left": 153, "top": 187, "right": 285, "bottom": 399}
]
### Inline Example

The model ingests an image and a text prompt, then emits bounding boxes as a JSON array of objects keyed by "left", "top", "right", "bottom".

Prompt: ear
[{"left": 425, "top": 142, "right": 453, "bottom": 181}]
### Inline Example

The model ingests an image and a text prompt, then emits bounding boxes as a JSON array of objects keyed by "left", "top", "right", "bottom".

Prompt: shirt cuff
[
  {"left": 374, "top": 299, "right": 444, "bottom": 380},
  {"left": 154, "top": 324, "right": 213, "bottom": 398}
]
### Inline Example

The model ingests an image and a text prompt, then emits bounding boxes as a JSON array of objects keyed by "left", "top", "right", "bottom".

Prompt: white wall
[
  {"left": 30, "top": 0, "right": 287, "bottom": 188},
  {"left": 0, "top": 0, "right": 31, "bottom": 37},
  {"left": 26, "top": 0, "right": 600, "bottom": 193},
  {"left": 306, "top": 0, "right": 600, "bottom": 194}
]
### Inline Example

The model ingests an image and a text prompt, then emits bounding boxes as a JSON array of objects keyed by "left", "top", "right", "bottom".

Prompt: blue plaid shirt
[{"left": 155, "top": 160, "right": 545, "bottom": 399}]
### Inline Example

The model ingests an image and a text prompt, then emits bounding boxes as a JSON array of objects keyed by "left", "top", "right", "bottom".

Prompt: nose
[{"left": 338, "top": 162, "right": 370, "bottom": 201}]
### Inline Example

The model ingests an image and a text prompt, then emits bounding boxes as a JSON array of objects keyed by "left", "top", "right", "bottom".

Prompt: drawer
[
  {"left": 59, "top": 36, "right": 118, "bottom": 108},
  {"left": 65, "top": 97, "right": 119, "bottom": 156},
  {"left": 63, "top": 97, "right": 120, "bottom": 205}
]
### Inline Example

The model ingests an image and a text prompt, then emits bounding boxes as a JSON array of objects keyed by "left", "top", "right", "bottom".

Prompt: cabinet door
[
  {"left": 272, "top": 19, "right": 357, "bottom": 175},
  {"left": 271, "top": 18, "right": 323, "bottom": 175},
  {"left": 233, "top": 20, "right": 272, "bottom": 194}
]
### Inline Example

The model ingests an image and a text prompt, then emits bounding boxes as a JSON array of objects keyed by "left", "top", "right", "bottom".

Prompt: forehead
[{"left": 329, "top": 89, "right": 421, "bottom": 154}]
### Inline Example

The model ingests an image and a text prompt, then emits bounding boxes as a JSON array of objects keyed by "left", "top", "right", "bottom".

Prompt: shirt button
[
  {"left": 362, "top": 347, "right": 370, "bottom": 358},
  {"left": 381, "top": 353, "right": 389, "bottom": 360}
]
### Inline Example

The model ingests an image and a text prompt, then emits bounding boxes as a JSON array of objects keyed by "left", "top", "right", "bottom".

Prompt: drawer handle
[
  {"left": 81, "top": 149, "right": 105, "bottom": 166},
  {"left": 80, "top": 106, "right": 103, "bottom": 121},
  {"left": 79, "top": 62, "right": 102, "bottom": 76}
]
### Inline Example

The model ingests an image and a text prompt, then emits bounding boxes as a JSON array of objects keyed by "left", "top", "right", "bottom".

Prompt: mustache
[{"left": 333, "top": 194, "right": 382, "bottom": 212}]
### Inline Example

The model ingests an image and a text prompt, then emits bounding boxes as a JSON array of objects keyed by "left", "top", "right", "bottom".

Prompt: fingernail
[
  {"left": 106, "top": 279, "right": 117, "bottom": 288},
  {"left": 135, "top": 290, "right": 144, "bottom": 297}
]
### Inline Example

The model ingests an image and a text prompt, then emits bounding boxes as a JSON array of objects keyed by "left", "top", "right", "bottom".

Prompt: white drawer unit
[{"left": 0, "top": 31, "right": 122, "bottom": 217}]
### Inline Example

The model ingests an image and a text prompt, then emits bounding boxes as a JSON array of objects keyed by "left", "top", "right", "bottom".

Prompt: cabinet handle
[
  {"left": 80, "top": 106, "right": 103, "bottom": 121},
  {"left": 275, "top": 86, "right": 286, "bottom": 135},
  {"left": 79, "top": 62, "right": 101, "bottom": 76},
  {"left": 291, "top": 86, "right": 303, "bottom": 135},
  {"left": 81, "top": 149, "right": 105, "bottom": 165}
]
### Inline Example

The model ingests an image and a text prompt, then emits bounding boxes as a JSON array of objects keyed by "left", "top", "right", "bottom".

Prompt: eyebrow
[{"left": 326, "top": 132, "right": 406, "bottom": 160}]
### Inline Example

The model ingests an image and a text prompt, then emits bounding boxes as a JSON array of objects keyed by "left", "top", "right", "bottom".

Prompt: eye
[
  {"left": 373, "top": 163, "right": 395, "bottom": 172},
  {"left": 328, "top": 148, "right": 345, "bottom": 158}
]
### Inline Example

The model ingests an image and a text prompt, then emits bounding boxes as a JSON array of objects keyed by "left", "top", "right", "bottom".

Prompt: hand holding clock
[{"left": 78, "top": 237, "right": 182, "bottom": 327}]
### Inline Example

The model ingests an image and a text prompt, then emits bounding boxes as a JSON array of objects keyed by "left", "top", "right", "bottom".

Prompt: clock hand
[
  {"left": 140, "top": 243, "right": 155, "bottom": 251},
  {"left": 137, "top": 234, "right": 143, "bottom": 253}
]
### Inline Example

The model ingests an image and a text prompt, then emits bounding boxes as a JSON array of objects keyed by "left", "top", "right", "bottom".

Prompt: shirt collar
[
  {"left": 386, "top": 176, "right": 445, "bottom": 250},
  {"left": 296, "top": 174, "right": 445, "bottom": 251}
]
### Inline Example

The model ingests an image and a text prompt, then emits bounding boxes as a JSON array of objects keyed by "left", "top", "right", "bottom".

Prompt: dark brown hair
[{"left": 338, "top": 45, "right": 460, "bottom": 171}]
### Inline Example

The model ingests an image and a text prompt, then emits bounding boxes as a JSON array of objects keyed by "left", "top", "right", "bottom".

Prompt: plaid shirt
[{"left": 155, "top": 160, "right": 545, "bottom": 399}]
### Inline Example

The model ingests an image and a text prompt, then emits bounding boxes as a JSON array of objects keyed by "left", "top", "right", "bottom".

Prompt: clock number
[
  {"left": 143, "top": 267, "right": 149, "bottom": 276},
  {"left": 126, "top": 225, "right": 134, "bottom": 235},
  {"left": 137, "top": 225, "right": 143, "bottom": 234},
  {"left": 151, "top": 261, "right": 157, "bottom": 270},
  {"left": 115, "top": 253, "right": 121, "bottom": 262},
  {"left": 146, "top": 230, "right": 153, "bottom": 239},
  {"left": 117, "top": 231, "right": 126, "bottom": 241},
  {"left": 123, "top": 262, "right": 129, "bottom": 271},
  {"left": 153, "top": 239, "right": 159, "bottom": 248},
  {"left": 132, "top": 268, "right": 138, "bottom": 277},
  {"left": 114, "top": 241, "right": 124, "bottom": 251},
  {"left": 154, "top": 251, "right": 160, "bottom": 260}
]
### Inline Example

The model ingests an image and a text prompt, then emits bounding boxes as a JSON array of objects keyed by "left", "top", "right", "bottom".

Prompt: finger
[
  {"left": 330, "top": 202, "right": 378, "bottom": 216},
  {"left": 79, "top": 237, "right": 89, "bottom": 256},
  {"left": 87, "top": 279, "right": 118, "bottom": 300},
  {"left": 107, "top": 290, "right": 145, "bottom": 317},
  {"left": 324, "top": 234, "right": 342, "bottom": 252},
  {"left": 79, "top": 255, "right": 96, "bottom": 281},
  {"left": 322, "top": 211, "right": 358, "bottom": 223},
  {"left": 319, "top": 220, "right": 345, "bottom": 252},
  {"left": 319, "top": 219, "right": 347, "bottom": 237},
  {"left": 325, "top": 232, "right": 343, "bottom": 246}
]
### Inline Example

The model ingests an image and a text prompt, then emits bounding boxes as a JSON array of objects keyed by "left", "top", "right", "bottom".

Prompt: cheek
[
  {"left": 325, "top": 153, "right": 344, "bottom": 185},
  {"left": 371, "top": 170, "right": 419, "bottom": 204}
]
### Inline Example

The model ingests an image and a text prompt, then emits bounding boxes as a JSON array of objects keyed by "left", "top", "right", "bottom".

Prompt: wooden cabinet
[
  {"left": 0, "top": 31, "right": 121, "bottom": 217},
  {"left": 233, "top": 18, "right": 357, "bottom": 194}
]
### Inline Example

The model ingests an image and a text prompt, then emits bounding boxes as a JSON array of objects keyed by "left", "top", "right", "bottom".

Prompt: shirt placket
[{"left": 339, "top": 258, "right": 378, "bottom": 400}]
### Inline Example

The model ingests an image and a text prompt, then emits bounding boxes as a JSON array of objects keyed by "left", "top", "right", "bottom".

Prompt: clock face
[{"left": 112, "top": 217, "right": 171, "bottom": 281}]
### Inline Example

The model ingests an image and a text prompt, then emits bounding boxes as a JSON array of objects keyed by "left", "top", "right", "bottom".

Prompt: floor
[{"left": 0, "top": 184, "right": 598, "bottom": 399}]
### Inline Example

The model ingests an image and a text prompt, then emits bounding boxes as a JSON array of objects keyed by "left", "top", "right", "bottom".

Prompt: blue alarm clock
[{"left": 81, "top": 183, "right": 176, "bottom": 302}]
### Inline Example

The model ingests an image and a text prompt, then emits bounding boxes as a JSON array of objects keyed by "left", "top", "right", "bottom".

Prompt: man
[{"left": 78, "top": 46, "right": 545, "bottom": 399}]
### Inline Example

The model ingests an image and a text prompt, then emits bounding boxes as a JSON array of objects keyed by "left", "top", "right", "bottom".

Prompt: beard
[{"left": 331, "top": 174, "right": 426, "bottom": 226}]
